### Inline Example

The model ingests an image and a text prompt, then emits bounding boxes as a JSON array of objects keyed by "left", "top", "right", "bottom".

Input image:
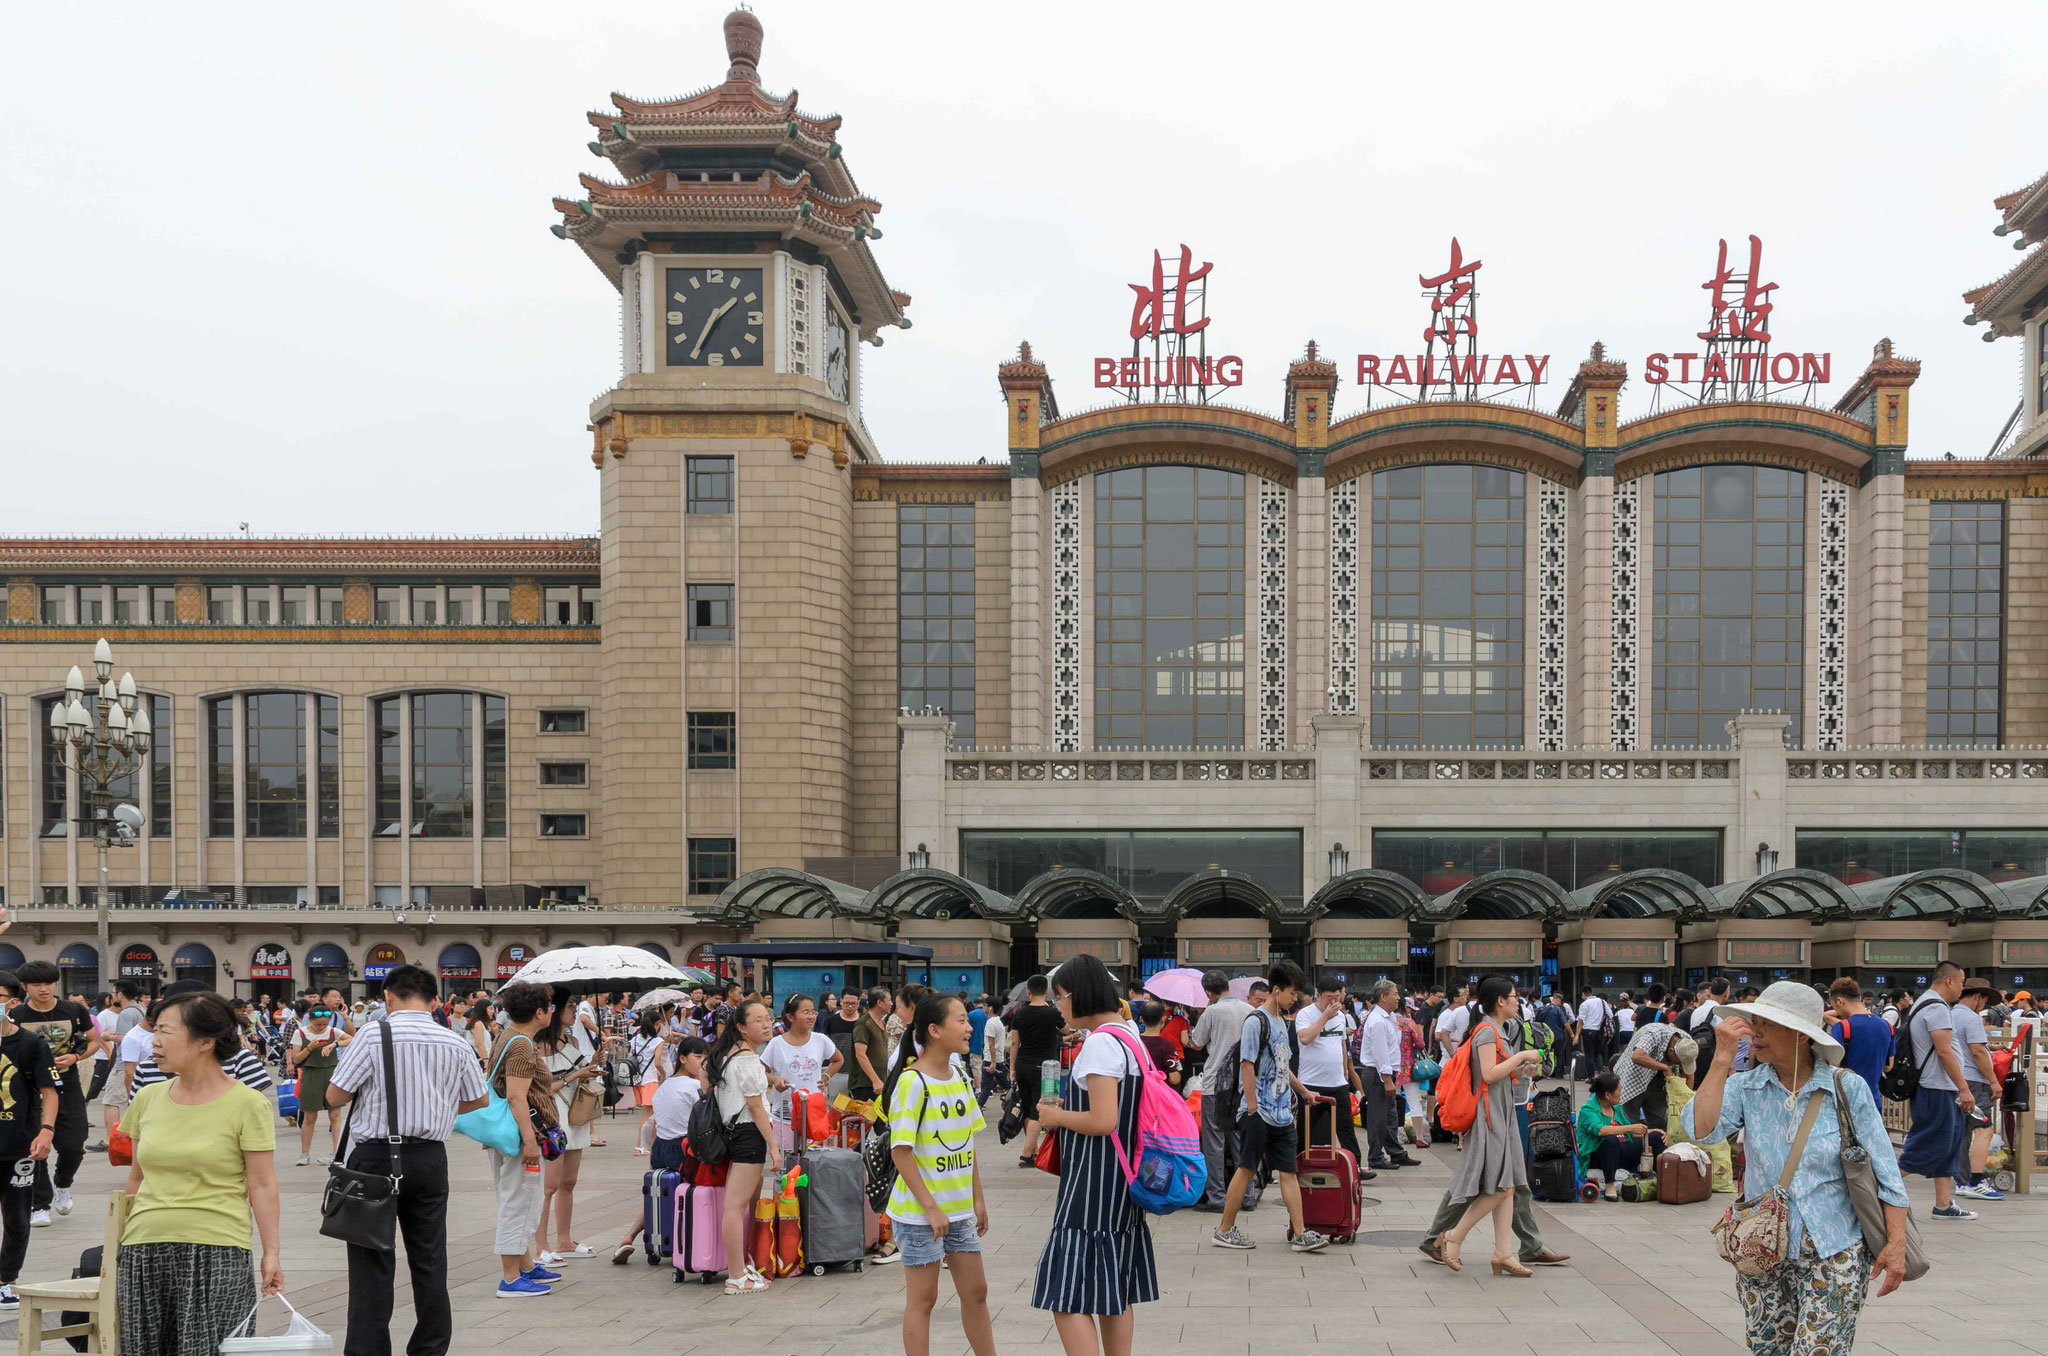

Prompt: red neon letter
[
  {"left": 1216, "top": 356, "right": 1244, "bottom": 385},
  {"left": 1645, "top": 354, "right": 1669, "bottom": 384},
  {"left": 1801, "top": 353, "right": 1830, "bottom": 384},
  {"left": 1358, "top": 355, "right": 1380, "bottom": 385},
  {"left": 1386, "top": 355, "right": 1412, "bottom": 384},
  {"left": 1495, "top": 355, "right": 1521, "bottom": 385},
  {"left": 1526, "top": 355, "right": 1550, "bottom": 384},
  {"left": 1094, "top": 358, "right": 1117, "bottom": 387},
  {"left": 1674, "top": 353, "right": 1696, "bottom": 382},
  {"left": 1770, "top": 353, "right": 1800, "bottom": 383},
  {"left": 1119, "top": 358, "right": 1140, "bottom": 386}
]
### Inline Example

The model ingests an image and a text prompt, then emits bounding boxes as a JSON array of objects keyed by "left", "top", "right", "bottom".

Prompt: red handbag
[
  {"left": 108, "top": 1127, "right": 134, "bottom": 1167},
  {"left": 1034, "top": 1128, "right": 1061, "bottom": 1176}
]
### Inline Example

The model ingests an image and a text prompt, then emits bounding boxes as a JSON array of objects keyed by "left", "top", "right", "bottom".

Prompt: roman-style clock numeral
[{"left": 662, "top": 267, "right": 765, "bottom": 368}]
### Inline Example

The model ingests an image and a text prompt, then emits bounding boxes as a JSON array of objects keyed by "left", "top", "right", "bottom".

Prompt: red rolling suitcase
[{"left": 1296, "top": 1102, "right": 1361, "bottom": 1244}]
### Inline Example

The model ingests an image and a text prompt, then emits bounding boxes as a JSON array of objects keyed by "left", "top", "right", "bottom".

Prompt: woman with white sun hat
[{"left": 1683, "top": 980, "right": 1913, "bottom": 1355}]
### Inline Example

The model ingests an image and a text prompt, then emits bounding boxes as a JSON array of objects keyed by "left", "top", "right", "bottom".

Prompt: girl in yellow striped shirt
[{"left": 885, "top": 992, "right": 994, "bottom": 1356}]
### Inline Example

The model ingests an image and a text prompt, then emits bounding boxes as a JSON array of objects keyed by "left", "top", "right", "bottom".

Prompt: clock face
[
  {"left": 824, "top": 306, "right": 850, "bottom": 401},
  {"left": 663, "top": 267, "right": 765, "bottom": 368}
]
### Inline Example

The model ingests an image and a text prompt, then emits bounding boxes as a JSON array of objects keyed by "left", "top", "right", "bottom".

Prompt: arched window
[
  {"left": 1370, "top": 465, "right": 1524, "bottom": 748},
  {"left": 1094, "top": 466, "right": 1245, "bottom": 748},
  {"left": 1651, "top": 466, "right": 1804, "bottom": 747},
  {"left": 205, "top": 692, "right": 339, "bottom": 838},
  {"left": 372, "top": 693, "right": 507, "bottom": 838}
]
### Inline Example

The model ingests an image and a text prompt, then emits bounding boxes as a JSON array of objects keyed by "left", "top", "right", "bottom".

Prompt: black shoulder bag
[
  {"left": 319, "top": 1018, "right": 401, "bottom": 1253},
  {"left": 1879, "top": 997, "right": 1941, "bottom": 1104}
]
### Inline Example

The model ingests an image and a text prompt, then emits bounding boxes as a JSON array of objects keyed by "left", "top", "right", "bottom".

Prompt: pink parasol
[
  {"left": 1227, "top": 976, "right": 1260, "bottom": 1002},
  {"left": 1143, "top": 968, "right": 1210, "bottom": 1009}
]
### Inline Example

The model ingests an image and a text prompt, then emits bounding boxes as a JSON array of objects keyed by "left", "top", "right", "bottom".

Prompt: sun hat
[
  {"left": 1958, "top": 976, "right": 1999, "bottom": 1000},
  {"left": 1715, "top": 980, "right": 1843, "bottom": 1065}
]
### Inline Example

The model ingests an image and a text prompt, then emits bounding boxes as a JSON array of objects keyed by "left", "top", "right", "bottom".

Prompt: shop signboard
[
  {"left": 1042, "top": 937, "right": 1123, "bottom": 965},
  {"left": 2001, "top": 940, "right": 2048, "bottom": 967},
  {"left": 1862, "top": 940, "right": 1940, "bottom": 967},
  {"left": 119, "top": 944, "right": 159, "bottom": 980},
  {"left": 1454, "top": 937, "right": 1538, "bottom": 967},
  {"left": 1589, "top": 939, "right": 1671, "bottom": 966},
  {"left": 495, "top": 944, "right": 537, "bottom": 980},
  {"left": 1319, "top": 937, "right": 1403, "bottom": 967},
  {"left": 1724, "top": 938, "right": 1805, "bottom": 968},
  {"left": 364, "top": 943, "right": 408, "bottom": 982},
  {"left": 921, "top": 940, "right": 982, "bottom": 965},
  {"left": 249, "top": 945, "right": 293, "bottom": 980},
  {"left": 1181, "top": 938, "right": 1264, "bottom": 967}
]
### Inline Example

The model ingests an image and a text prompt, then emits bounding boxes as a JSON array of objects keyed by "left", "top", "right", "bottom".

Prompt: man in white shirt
[
  {"left": 978, "top": 999, "right": 1007, "bottom": 1103},
  {"left": 1615, "top": 994, "right": 1636, "bottom": 1038},
  {"left": 1184, "top": 971, "right": 1259, "bottom": 1211},
  {"left": 1294, "top": 978, "right": 1365, "bottom": 1173},
  {"left": 1360, "top": 980, "right": 1415, "bottom": 1170},
  {"left": 1435, "top": 987, "right": 1472, "bottom": 1061},
  {"left": 1576, "top": 989, "right": 1614, "bottom": 1076}
]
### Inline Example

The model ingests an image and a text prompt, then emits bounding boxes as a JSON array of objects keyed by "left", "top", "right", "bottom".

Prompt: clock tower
[{"left": 555, "top": 8, "right": 911, "bottom": 910}]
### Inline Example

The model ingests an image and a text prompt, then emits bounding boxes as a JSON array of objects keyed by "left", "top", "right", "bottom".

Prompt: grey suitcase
[{"left": 796, "top": 1144, "right": 869, "bottom": 1274}]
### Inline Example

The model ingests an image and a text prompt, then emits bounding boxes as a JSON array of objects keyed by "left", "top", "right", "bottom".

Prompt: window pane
[
  {"left": 1653, "top": 466, "right": 1804, "bottom": 748},
  {"left": 411, "top": 693, "right": 472, "bottom": 838},
  {"left": 318, "top": 695, "right": 339, "bottom": 837},
  {"left": 207, "top": 586, "right": 235, "bottom": 623},
  {"left": 897, "top": 505, "right": 976, "bottom": 741},
  {"left": 1925, "top": 501, "right": 2004, "bottom": 747},
  {"left": 373, "top": 586, "right": 402, "bottom": 623},
  {"left": 687, "top": 456, "right": 734, "bottom": 514},
  {"left": 243, "top": 587, "right": 272, "bottom": 624},
  {"left": 687, "top": 584, "right": 733, "bottom": 642},
  {"left": 412, "top": 587, "right": 438, "bottom": 624},
  {"left": 113, "top": 586, "right": 143, "bottom": 623},
  {"left": 1094, "top": 467, "right": 1244, "bottom": 749},
  {"left": 483, "top": 695, "right": 506, "bottom": 838},
  {"left": 279, "top": 586, "right": 308, "bottom": 624},
  {"left": 688, "top": 837, "right": 738, "bottom": 893},
  {"left": 40, "top": 587, "right": 70, "bottom": 624},
  {"left": 1371, "top": 464, "right": 1523, "bottom": 749},
  {"left": 687, "top": 712, "right": 736, "bottom": 769},
  {"left": 318, "top": 587, "right": 345, "bottom": 623},
  {"left": 244, "top": 692, "right": 306, "bottom": 838},
  {"left": 40, "top": 698, "right": 69, "bottom": 835},
  {"left": 374, "top": 697, "right": 402, "bottom": 834},
  {"left": 208, "top": 697, "right": 235, "bottom": 836}
]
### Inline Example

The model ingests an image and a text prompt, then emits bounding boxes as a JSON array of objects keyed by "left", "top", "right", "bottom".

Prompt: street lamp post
[{"left": 49, "top": 639, "right": 152, "bottom": 991}]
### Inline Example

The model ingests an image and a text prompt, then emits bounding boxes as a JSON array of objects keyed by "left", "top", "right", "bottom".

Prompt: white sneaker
[
  {"left": 52, "top": 1188, "right": 72, "bottom": 1216},
  {"left": 29, "top": 1210, "right": 50, "bottom": 1229},
  {"left": 0, "top": 1285, "right": 16, "bottom": 1311},
  {"left": 295, "top": 1154, "right": 311, "bottom": 1167}
]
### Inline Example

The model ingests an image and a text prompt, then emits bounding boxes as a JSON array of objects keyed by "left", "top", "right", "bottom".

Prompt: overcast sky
[{"left": 2, "top": 2, "right": 2040, "bottom": 536}]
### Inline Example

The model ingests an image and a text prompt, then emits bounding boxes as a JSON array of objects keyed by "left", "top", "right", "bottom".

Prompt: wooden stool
[{"left": 16, "top": 1192, "right": 127, "bottom": 1354}]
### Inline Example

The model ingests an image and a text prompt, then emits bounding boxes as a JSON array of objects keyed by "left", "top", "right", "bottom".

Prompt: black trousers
[
  {"left": 1299, "top": 1083, "right": 1363, "bottom": 1166},
  {"left": 31, "top": 1079, "right": 86, "bottom": 1208},
  {"left": 1364, "top": 1076, "right": 1404, "bottom": 1164},
  {"left": 0, "top": 1156, "right": 31, "bottom": 1283},
  {"left": 84, "top": 1058, "right": 112, "bottom": 1103},
  {"left": 343, "top": 1138, "right": 451, "bottom": 1356},
  {"left": 1579, "top": 1031, "right": 1607, "bottom": 1079}
]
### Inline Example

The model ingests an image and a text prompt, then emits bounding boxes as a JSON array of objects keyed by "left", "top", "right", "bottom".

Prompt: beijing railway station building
[{"left": 5, "top": 12, "right": 2048, "bottom": 1003}]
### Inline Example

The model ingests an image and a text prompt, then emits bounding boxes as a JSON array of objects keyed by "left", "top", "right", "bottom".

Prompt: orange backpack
[{"left": 1435, "top": 1022, "right": 1502, "bottom": 1135}]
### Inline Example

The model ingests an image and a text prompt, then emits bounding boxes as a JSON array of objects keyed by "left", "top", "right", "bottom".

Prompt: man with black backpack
[
  {"left": 1576, "top": 989, "right": 1615, "bottom": 1078},
  {"left": 1894, "top": 962, "right": 1979, "bottom": 1221}
]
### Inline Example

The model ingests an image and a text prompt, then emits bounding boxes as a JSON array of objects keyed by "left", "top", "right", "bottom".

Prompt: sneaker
[
  {"left": 1932, "top": 1204, "right": 1979, "bottom": 1221},
  {"left": 314, "top": 1155, "right": 331, "bottom": 1167},
  {"left": 0, "top": 1286, "right": 15, "bottom": 1312},
  {"left": 1389, "top": 1154, "right": 1422, "bottom": 1168},
  {"left": 29, "top": 1210, "right": 50, "bottom": 1229},
  {"left": 52, "top": 1188, "right": 72, "bottom": 1216},
  {"left": 495, "top": 1277, "right": 552, "bottom": 1299},
  {"left": 1290, "top": 1230, "right": 1332, "bottom": 1254},
  {"left": 522, "top": 1263, "right": 563, "bottom": 1283},
  {"left": 1210, "top": 1227, "right": 1255, "bottom": 1250},
  {"left": 83, "top": 1141, "right": 106, "bottom": 1154},
  {"left": 1956, "top": 1182, "right": 2004, "bottom": 1201},
  {"left": 295, "top": 1154, "right": 311, "bottom": 1167}
]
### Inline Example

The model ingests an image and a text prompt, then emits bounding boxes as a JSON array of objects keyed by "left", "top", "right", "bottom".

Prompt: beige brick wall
[
  {"left": 2007, "top": 499, "right": 2048, "bottom": 744},
  {"left": 849, "top": 501, "right": 897, "bottom": 857},
  {"left": 1901, "top": 498, "right": 1929, "bottom": 744}
]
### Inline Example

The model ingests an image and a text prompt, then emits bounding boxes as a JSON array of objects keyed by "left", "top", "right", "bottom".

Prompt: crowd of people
[{"left": 0, "top": 948, "right": 2028, "bottom": 1355}]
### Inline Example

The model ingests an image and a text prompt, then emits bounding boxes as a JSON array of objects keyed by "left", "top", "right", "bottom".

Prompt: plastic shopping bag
[{"left": 219, "top": 1294, "right": 333, "bottom": 1352}]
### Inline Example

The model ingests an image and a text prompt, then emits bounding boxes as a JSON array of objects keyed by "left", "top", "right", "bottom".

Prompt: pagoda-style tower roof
[
  {"left": 1963, "top": 167, "right": 2048, "bottom": 338},
  {"left": 553, "top": 8, "right": 909, "bottom": 337}
]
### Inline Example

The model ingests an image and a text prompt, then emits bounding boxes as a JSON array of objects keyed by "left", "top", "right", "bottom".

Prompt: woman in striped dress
[{"left": 1031, "top": 953, "right": 1158, "bottom": 1355}]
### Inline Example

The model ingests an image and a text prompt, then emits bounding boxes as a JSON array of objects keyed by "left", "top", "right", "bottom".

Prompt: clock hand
[{"left": 691, "top": 298, "right": 737, "bottom": 359}]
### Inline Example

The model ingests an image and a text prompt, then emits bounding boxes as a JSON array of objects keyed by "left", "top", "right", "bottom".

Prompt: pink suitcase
[{"left": 673, "top": 1181, "right": 727, "bottom": 1284}]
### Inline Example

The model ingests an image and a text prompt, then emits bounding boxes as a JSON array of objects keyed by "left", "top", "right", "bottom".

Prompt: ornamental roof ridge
[
  {"left": 0, "top": 536, "right": 600, "bottom": 569},
  {"left": 1046, "top": 396, "right": 1288, "bottom": 425},
  {"left": 1961, "top": 239, "right": 2048, "bottom": 334},
  {"left": 1993, "top": 168, "right": 2048, "bottom": 215},
  {"left": 597, "top": 90, "right": 843, "bottom": 138},
  {"left": 574, "top": 168, "right": 881, "bottom": 216}
]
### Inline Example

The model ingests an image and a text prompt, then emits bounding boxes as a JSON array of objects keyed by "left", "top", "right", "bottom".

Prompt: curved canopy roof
[
  {"left": 1706, "top": 869, "right": 1855, "bottom": 919},
  {"left": 1010, "top": 868, "right": 1144, "bottom": 923},
  {"left": 1994, "top": 875, "right": 2048, "bottom": 918},
  {"left": 705, "top": 868, "right": 875, "bottom": 926},
  {"left": 1307, "top": 869, "right": 1429, "bottom": 920},
  {"left": 1848, "top": 870, "right": 2006, "bottom": 920},
  {"left": 864, "top": 868, "right": 1015, "bottom": 921},
  {"left": 1160, "top": 869, "right": 1286, "bottom": 922},
  {"left": 1567, "top": 869, "right": 1717, "bottom": 920},
  {"left": 1422, "top": 869, "right": 1572, "bottom": 921}
]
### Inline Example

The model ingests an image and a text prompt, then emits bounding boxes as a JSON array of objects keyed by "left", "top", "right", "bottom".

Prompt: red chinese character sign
[
  {"left": 1644, "top": 235, "right": 1830, "bottom": 403},
  {"left": 1354, "top": 237, "right": 1551, "bottom": 403},
  {"left": 1094, "top": 244, "right": 1244, "bottom": 402}
]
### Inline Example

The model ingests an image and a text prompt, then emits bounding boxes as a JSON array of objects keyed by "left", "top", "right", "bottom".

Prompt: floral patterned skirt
[{"left": 1734, "top": 1237, "right": 1871, "bottom": 1356}]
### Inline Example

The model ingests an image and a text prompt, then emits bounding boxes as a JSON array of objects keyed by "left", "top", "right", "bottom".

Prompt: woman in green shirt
[
  {"left": 118, "top": 992, "right": 282, "bottom": 1355},
  {"left": 1575, "top": 1069, "right": 1656, "bottom": 1200}
]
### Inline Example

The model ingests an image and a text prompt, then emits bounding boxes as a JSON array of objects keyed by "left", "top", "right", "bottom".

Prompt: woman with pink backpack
[{"left": 1031, "top": 953, "right": 1172, "bottom": 1356}]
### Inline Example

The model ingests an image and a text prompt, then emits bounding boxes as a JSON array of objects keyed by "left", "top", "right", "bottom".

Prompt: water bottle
[{"left": 1040, "top": 1059, "right": 1062, "bottom": 1102}]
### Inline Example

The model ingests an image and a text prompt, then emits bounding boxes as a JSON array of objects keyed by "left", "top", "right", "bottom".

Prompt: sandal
[
  {"left": 723, "top": 1269, "right": 768, "bottom": 1295},
  {"left": 1017, "top": 1153, "right": 1035, "bottom": 1167}
]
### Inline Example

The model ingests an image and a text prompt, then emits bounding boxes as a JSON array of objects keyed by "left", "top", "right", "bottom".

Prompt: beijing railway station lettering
[
  {"left": 1094, "top": 244, "right": 1244, "bottom": 395},
  {"left": 1353, "top": 238, "right": 1550, "bottom": 397},
  {"left": 1643, "top": 235, "right": 1831, "bottom": 393}
]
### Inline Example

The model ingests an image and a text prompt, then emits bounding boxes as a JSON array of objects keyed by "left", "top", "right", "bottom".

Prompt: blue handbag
[{"left": 455, "top": 1034, "right": 530, "bottom": 1155}]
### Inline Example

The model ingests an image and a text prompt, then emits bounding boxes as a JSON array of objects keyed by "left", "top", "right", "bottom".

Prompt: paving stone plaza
[{"left": 6, "top": 1101, "right": 2039, "bottom": 1355}]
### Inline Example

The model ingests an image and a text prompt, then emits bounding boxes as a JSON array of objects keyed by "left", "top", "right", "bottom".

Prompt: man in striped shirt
[{"left": 328, "top": 964, "right": 488, "bottom": 1356}]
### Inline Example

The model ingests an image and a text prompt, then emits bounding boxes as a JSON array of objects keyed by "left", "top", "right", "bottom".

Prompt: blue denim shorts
[{"left": 892, "top": 1213, "right": 981, "bottom": 1266}]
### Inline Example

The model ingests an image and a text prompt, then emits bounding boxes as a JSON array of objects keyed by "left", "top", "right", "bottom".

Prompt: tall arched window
[
  {"left": 1650, "top": 466, "right": 1805, "bottom": 747},
  {"left": 1093, "top": 466, "right": 1245, "bottom": 748},
  {"left": 1369, "top": 465, "right": 1524, "bottom": 748},
  {"left": 372, "top": 692, "right": 507, "bottom": 838},
  {"left": 205, "top": 692, "right": 339, "bottom": 838}
]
